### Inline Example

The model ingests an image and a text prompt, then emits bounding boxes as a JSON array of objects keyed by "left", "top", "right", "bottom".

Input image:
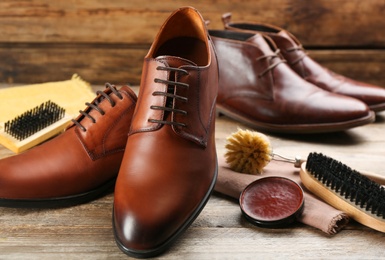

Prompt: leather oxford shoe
[
  {"left": 222, "top": 13, "right": 385, "bottom": 112},
  {"left": 210, "top": 30, "right": 374, "bottom": 133},
  {"left": 113, "top": 7, "right": 218, "bottom": 258},
  {"left": 0, "top": 84, "right": 137, "bottom": 207}
]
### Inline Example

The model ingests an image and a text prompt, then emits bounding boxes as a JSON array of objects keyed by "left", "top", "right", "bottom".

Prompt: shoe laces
[
  {"left": 72, "top": 83, "right": 123, "bottom": 132},
  {"left": 256, "top": 49, "right": 286, "bottom": 77},
  {"left": 148, "top": 66, "right": 189, "bottom": 127},
  {"left": 286, "top": 45, "right": 308, "bottom": 65}
]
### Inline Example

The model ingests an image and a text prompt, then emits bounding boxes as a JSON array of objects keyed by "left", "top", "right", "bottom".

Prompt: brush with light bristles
[
  {"left": 225, "top": 128, "right": 385, "bottom": 233},
  {"left": 225, "top": 128, "right": 303, "bottom": 175}
]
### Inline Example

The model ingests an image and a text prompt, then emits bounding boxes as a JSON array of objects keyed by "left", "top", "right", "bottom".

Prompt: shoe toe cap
[{"left": 113, "top": 203, "right": 180, "bottom": 257}]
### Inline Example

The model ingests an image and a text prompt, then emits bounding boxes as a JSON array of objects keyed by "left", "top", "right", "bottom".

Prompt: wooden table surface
[{"left": 0, "top": 85, "right": 384, "bottom": 259}]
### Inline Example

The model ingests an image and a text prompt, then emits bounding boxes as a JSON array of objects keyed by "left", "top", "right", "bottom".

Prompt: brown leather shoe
[
  {"left": 222, "top": 13, "right": 385, "bottom": 112},
  {"left": 210, "top": 30, "right": 374, "bottom": 134},
  {"left": 113, "top": 7, "right": 218, "bottom": 258},
  {"left": 0, "top": 84, "right": 137, "bottom": 207}
]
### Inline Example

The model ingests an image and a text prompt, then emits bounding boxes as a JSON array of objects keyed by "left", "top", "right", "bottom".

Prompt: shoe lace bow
[
  {"left": 256, "top": 49, "right": 286, "bottom": 77},
  {"left": 286, "top": 45, "right": 308, "bottom": 65}
]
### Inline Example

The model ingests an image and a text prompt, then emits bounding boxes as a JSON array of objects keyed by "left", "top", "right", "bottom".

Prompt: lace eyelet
[
  {"left": 150, "top": 66, "right": 189, "bottom": 127},
  {"left": 73, "top": 83, "right": 122, "bottom": 131}
]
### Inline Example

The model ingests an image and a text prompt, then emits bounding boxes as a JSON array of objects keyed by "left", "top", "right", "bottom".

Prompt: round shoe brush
[
  {"left": 225, "top": 129, "right": 305, "bottom": 227},
  {"left": 225, "top": 128, "right": 303, "bottom": 175}
]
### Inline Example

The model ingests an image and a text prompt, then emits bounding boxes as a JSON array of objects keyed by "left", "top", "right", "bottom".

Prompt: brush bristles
[
  {"left": 306, "top": 152, "right": 385, "bottom": 219},
  {"left": 225, "top": 129, "right": 272, "bottom": 174},
  {"left": 4, "top": 101, "right": 66, "bottom": 141}
]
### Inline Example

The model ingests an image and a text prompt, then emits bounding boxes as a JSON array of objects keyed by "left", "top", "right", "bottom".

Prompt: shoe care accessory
[
  {"left": 227, "top": 129, "right": 305, "bottom": 227},
  {"left": 301, "top": 153, "right": 385, "bottom": 233},
  {"left": 0, "top": 74, "right": 95, "bottom": 153},
  {"left": 227, "top": 128, "right": 385, "bottom": 233},
  {"left": 0, "top": 101, "right": 71, "bottom": 153},
  {"left": 225, "top": 129, "right": 303, "bottom": 174},
  {"left": 219, "top": 128, "right": 385, "bottom": 233},
  {"left": 240, "top": 176, "right": 304, "bottom": 228},
  {"left": 215, "top": 129, "right": 350, "bottom": 234}
]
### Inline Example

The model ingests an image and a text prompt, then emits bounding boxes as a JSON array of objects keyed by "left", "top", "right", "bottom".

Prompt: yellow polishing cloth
[{"left": 0, "top": 74, "right": 95, "bottom": 122}]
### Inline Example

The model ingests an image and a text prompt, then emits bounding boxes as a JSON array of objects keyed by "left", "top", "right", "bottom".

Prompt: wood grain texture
[
  {"left": 1, "top": 46, "right": 384, "bottom": 86},
  {"left": 0, "top": 0, "right": 384, "bottom": 46},
  {"left": 0, "top": 0, "right": 384, "bottom": 85},
  {"left": 0, "top": 85, "right": 384, "bottom": 259},
  {"left": 0, "top": 43, "right": 148, "bottom": 85}
]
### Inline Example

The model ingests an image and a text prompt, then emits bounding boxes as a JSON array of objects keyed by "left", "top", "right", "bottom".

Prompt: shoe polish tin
[{"left": 239, "top": 176, "right": 304, "bottom": 228}]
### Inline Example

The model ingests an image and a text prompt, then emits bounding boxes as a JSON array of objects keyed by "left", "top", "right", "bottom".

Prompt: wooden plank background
[{"left": 0, "top": 0, "right": 384, "bottom": 86}]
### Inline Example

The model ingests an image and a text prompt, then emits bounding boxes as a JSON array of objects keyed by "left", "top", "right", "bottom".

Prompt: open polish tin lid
[{"left": 239, "top": 176, "right": 304, "bottom": 228}]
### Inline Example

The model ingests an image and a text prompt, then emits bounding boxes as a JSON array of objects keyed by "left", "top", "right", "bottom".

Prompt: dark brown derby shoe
[
  {"left": 113, "top": 7, "right": 218, "bottom": 258},
  {"left": 0, "top": 84, "right": 137, "bottom": 207},
  {"left": 222, "top": 13, "right": 385, "bottom": 112},
  {"left": 210, "top": 30, "right": 374, "bottom": 134}
]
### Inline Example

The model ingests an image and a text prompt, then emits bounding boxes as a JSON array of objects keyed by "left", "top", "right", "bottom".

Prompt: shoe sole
[
  {"left": 369, "top": 102, "right": 385, "bottom": 112},
  {"left": 216, "top": 104, "right": 375, "bottom": 134},
  {"left": 0, "top": 178, "right": 116, "bottom": 208},
  {"left": 112, "top": 159, "right": 218, "bottom": 258}
]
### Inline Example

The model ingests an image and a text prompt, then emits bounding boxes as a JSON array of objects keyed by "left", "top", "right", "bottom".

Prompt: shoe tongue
[
  {"left": 246, "top": 34, "right": 276, "bottom": 55},
  {"left": 155, "top": 55, "right": 197, "bottom": 68},
  {"left": 278, "top": 30, "right": 299, "bottom": 46},
  {"left": 119, "top": 85, "right": 131, "bottom": 93}
]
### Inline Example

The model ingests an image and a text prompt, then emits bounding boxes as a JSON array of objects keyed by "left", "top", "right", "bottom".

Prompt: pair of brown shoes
[
  {"left": 209, "top": 13, "right": 385, "bottom": 134},
  {"left": 0, "top": 7, "right": 217, "bottom": 258}
]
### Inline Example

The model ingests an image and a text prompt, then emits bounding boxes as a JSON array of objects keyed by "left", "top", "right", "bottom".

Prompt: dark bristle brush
[
  {"left": 0, "top": 100, "right": 71, "bottom": 153},
  {"left": 225, "top": 129, "right": 385, "bottom": 233},
  {"left": 300, "top": 152, "right": 385, "bottom": 233}
]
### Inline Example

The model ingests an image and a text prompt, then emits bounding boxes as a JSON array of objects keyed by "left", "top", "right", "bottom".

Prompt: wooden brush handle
[{"left": 300, "top": 163, "right": 385, "bottom": 233}]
